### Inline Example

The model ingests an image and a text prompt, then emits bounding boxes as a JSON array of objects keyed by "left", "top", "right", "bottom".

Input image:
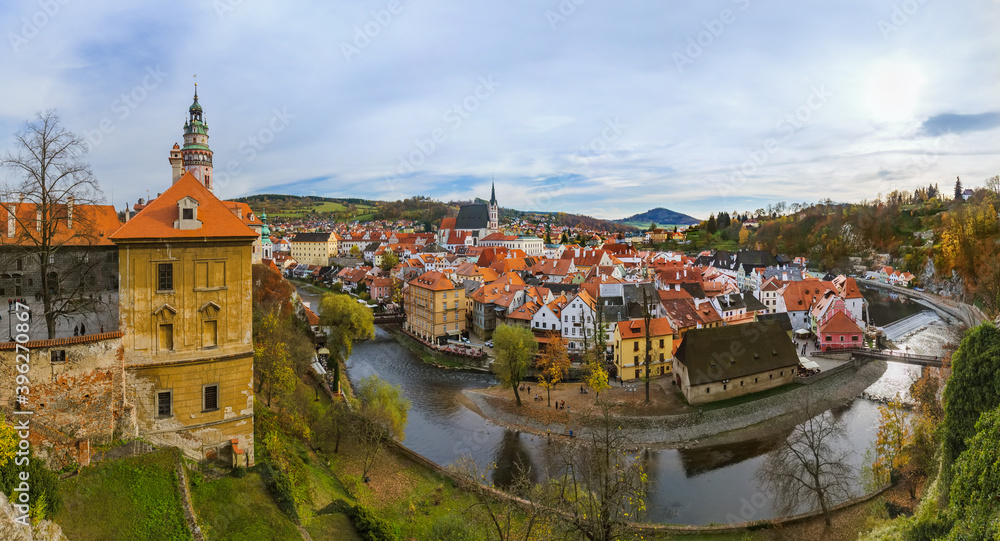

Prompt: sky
[{"left": 0, "top": 1, "right": 998, "bottom": 221}]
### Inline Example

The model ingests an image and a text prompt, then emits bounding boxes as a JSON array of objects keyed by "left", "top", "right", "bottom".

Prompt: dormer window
[{"left": 174, "top": 196, "right": 202, "bottom": 230}]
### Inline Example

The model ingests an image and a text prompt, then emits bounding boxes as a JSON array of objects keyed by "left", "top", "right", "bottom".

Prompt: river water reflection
[{"left": 346, "top": 327, "right": 920, "bottom": 524}]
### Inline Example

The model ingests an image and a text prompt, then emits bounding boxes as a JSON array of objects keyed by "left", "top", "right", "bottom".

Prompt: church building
[{"left": 437, "top": 182, "right": 500, "bottom": 247}]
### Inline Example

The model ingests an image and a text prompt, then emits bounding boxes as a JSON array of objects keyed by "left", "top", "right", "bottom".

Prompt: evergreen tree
[
  {"left": 706, "top": 214, "right": 718, "bottom": 234},
  {"left": 955, "top": 176, "right": 963, "bottom": 201}
]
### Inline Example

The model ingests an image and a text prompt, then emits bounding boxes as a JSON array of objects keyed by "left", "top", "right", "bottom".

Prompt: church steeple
[
  {"left": 488, "top": 177, "right": 498, "bottom": 232},
  {"left": 178, "top": 79, "right": 214, "bottom": 192}
]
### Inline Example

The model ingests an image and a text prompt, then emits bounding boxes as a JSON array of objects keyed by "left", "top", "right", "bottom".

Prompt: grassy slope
[
  {"left": 191, "top": 472, "right": 302, "bottom": 541},
  {"left": 54, "top": 449, "right": 191, "bottom": 541}
]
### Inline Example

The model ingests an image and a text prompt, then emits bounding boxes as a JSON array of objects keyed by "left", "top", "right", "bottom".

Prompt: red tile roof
[
  {"left": 110, "top": 173, "right": 258, "bottom": 241},
  {"left": 616, "top": 318, "right": 674, "bottom": 340},
  {"left": 819, "top": 311, "right": 862, "bottom": 334}
]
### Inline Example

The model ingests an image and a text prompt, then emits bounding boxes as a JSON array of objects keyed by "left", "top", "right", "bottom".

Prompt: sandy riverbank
[{"left": 463, "top": 360, "right": 887, "bottom": 449}]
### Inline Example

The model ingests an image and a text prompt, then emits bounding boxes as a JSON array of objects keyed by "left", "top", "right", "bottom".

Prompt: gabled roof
[
  {"left": 616, "top": 317, "right": 674, "bottom": 340},
  {"left": 455, "top": 204, "right": 489, "bottom": 230},
  {"left": 0, "top": 202, "right": 122, "bottom": 246},
  {"left": 110, "top": 173, "right": 257, "bottom": 241},
  {"left": 675, "top": 321, "right": 798, "bottom": 385},
  {"left": 292, "top": 232, "right": 337, "bottom": 243},
  {"left": 408, "top": 270, "right": 458, "bottom": 291},
  {"left": 819, "top": 311, "right": 862, "bottom": 334}
]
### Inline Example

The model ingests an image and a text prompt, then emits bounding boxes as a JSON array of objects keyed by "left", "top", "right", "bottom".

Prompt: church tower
[
  {"left": 260, "top": 210, "right": 273, "bottom": 260},
  {"left": 488, "top": 180, "right": 499, "bottom": 232},
  {"left": 179, "top": 84, "right": 214, "bottom": 191}
]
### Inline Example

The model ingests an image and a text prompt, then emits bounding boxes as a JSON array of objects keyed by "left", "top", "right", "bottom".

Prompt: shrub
[
  {"left": 258, "top": 462, "right": 298, "bottom": 519},
  {"left": 0, "top": 454, "right": 61, "bottom": 522},
  {"left": 231, "top": 466, "right": 247, "bottom": 478},
  {"left": 348, "top": 504, "right": 398, "bottom": 541}
]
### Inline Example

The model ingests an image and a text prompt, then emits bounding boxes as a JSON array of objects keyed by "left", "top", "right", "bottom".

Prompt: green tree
[
  {"left": 954, "top": 176, "right": 963, "bottom": 201},
  {"left": 706, "top": 214, "right": 717, "bottom": 234},
  {"left": 560, "top": 232, "right": 570, "bottom": 244},
  {"left": 349, "top": 244, "right": 361, "bottom": 257},
  {"left": 946, "top": 405, "right": 1000, "bottom": 539},
  {"left": 254, "top": 310, "right": 297, "bottom": 407},
  {"left": 380, "top": 249, "right": 400, "bottom": 271},
  {"left": 942, "top": 322, "right": 1000, "bottom": 478},
  {"left": 492, "top": 323, "right": 538, "bottom": 407},
  {"left": 354, "top": 375, "right": 410, "bottom": 479},
  {"left": 648, "top": 222, "right": 656, "bottom": 232},
  {"left": 319, "top": 293, "right": 375, "bottom": 371}
]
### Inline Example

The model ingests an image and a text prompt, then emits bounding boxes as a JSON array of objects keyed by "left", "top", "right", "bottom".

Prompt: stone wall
[{"left": 0, "top": 333, "right": 124, "bottom": 469}]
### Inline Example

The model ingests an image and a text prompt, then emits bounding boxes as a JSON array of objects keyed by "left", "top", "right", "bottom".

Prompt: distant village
[{"left": 264, "top": 185, "right": 913, "bottom": 407}]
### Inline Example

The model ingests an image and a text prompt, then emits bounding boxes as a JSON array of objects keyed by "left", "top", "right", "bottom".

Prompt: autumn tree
[
  {"left": 354, "top": 375, "right": 410, "bottom": 479},
  {"left": 0, "top": 110, "right": 107, "bottom": 338},
  {"left": 536, "top": 332, "right": 570, "bottom": 407},
  {"left": 254, "top": 310, "right": 298, "bottom": 407},
  {"left": 252, "top": 263, "right": 295, "bottom": 317},
  {"left": 986, "top": 174, "right": 1000, "bottom": 201},
  {"left": 756, "top": 405, "right": 854, "bottom": 527},
  {"left": 492, "top": 324, "right": 538, "bottom": 407},
  {"left": 379, "top": 249, "right": 399, "bottom": 271},
  {"left": 738, "top": 227, "right": 750, "bottom": 246},
  {"left": 585, "top": 356, "right": 610, "bottom": 399},
  {"left": 349, "top": 244, "right": 361, "bottom": 257},
  {"left": 871, "top": 393, "right": 911, "bottom": 485}
]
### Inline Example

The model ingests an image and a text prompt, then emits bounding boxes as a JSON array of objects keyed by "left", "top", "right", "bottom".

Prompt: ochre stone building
[{"left": 111, "top": 172, "right": 257, "bottom": 464}]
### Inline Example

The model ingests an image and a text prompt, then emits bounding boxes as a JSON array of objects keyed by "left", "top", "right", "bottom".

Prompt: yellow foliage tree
[
  {"left": 872, "top": 393, "right": 911, "bottom": 485},
  {"left": 738, "top": 227, "right": 750, "bottom": 246},
  {"left": 585, "top": 354, "right": 610, "bottom": 399},
  {"left": 536, "top": 332, "right": 571, "bottom": 407},
  {"left": 939, "top": 202, "right": 999, "bottom": 289}
]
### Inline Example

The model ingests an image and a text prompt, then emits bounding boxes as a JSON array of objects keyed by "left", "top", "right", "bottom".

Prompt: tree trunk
[
  {"left": 513, "top": 383, "right": 522, "bottom": 406},
  {"left": 547, "top": 386, "right": 551, "bottom": 407}
]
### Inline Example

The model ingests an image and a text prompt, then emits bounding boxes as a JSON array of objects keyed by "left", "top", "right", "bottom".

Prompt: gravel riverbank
[{"left": 464, "top": 360, "right": 887, "bottom": 448}]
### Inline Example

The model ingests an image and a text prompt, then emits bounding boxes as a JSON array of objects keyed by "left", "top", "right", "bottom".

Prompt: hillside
[{"left": 617, "top": 207, "right": 700, "bottom": 226}]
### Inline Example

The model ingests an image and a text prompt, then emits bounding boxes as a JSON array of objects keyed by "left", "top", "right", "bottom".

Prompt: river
[{"left": 345, "top": 327, "right": 921, "bottom": 524}]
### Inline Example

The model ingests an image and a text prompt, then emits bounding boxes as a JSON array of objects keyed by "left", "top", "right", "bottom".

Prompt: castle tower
[
  {"left": 488, "top": 180, "right": 498, "bottom": 232},
  {"left": 181, "top": 84, "right": 214, "bottom": 191}
]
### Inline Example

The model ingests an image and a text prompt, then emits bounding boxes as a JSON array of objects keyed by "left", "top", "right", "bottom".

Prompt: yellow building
[
  {"left": 404, "top": 270, "right": 466, "bottom": 344},
  {"left": 110, "top": 172, "right": 258, "bottom": 465},
  {"left": 613, "top": 318, "right": 674, "bottom": 381},
  {"left": 290, "top": 231, "right": 339, "bottom": 266}
]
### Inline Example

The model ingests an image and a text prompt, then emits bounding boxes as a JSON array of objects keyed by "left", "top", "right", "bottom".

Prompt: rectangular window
[
  {"left": 852, "top": 335, "right": 859, "bottom": 342},
  {"left": 158, "top": 263, "right": 173, "bottom": 291},
  {"left": 50, "top": 350, "right": 66, "bottom": 363},
  {"left": 159, "top": 323, "right": 174, "bottom": 351},
  {"left": 659, "top": 339, "right": 665, "bottom": 348},
  {"left": 633, "top": 342, "right": 639, "bottom": 352},
  {"left": 182, "top": 208, "right": 194, "bottom": 220},
  {"left": 203, "top": 384, "right": 219, "bottom": 412},
  {"left": 157, "top": 390, "right": 172, "bottom": 417},
  {"left": 203, "top": 320, "right": 218, "bottom": 348}
]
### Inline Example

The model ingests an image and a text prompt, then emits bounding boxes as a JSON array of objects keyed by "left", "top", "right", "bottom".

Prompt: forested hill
[{"left": 617, "top": 207, "right": 700, "bottom": 225}]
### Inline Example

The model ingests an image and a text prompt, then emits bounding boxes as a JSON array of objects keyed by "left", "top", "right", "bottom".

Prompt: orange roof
[
  {"left": 0, "top": 202, "right": 122, "bottom": 246},
  {"left": 110, "top": 173, "right": 257, "bottom": 241},
  {"left": 222, "top": 201, "right": 263, "bottom": 226},
  {"left": 616, "top": 318, "right": 674, "bottom": 340},
  {"left": 819, "top": 311, "right": 862, "bottom": 334},
  {"left": 440, "top": 217, "right": 457, "bottom": 230},
  {"left": 408, "top": 270, "right": 457, "bottom": 291}
]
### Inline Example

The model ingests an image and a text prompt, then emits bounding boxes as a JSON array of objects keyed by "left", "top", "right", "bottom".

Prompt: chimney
[
  {"left": 169, "top": 143, "right": 183, "bottom": 184},
  {"left": 67, "top": 196, "right": 74, "bottom": 229}
]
